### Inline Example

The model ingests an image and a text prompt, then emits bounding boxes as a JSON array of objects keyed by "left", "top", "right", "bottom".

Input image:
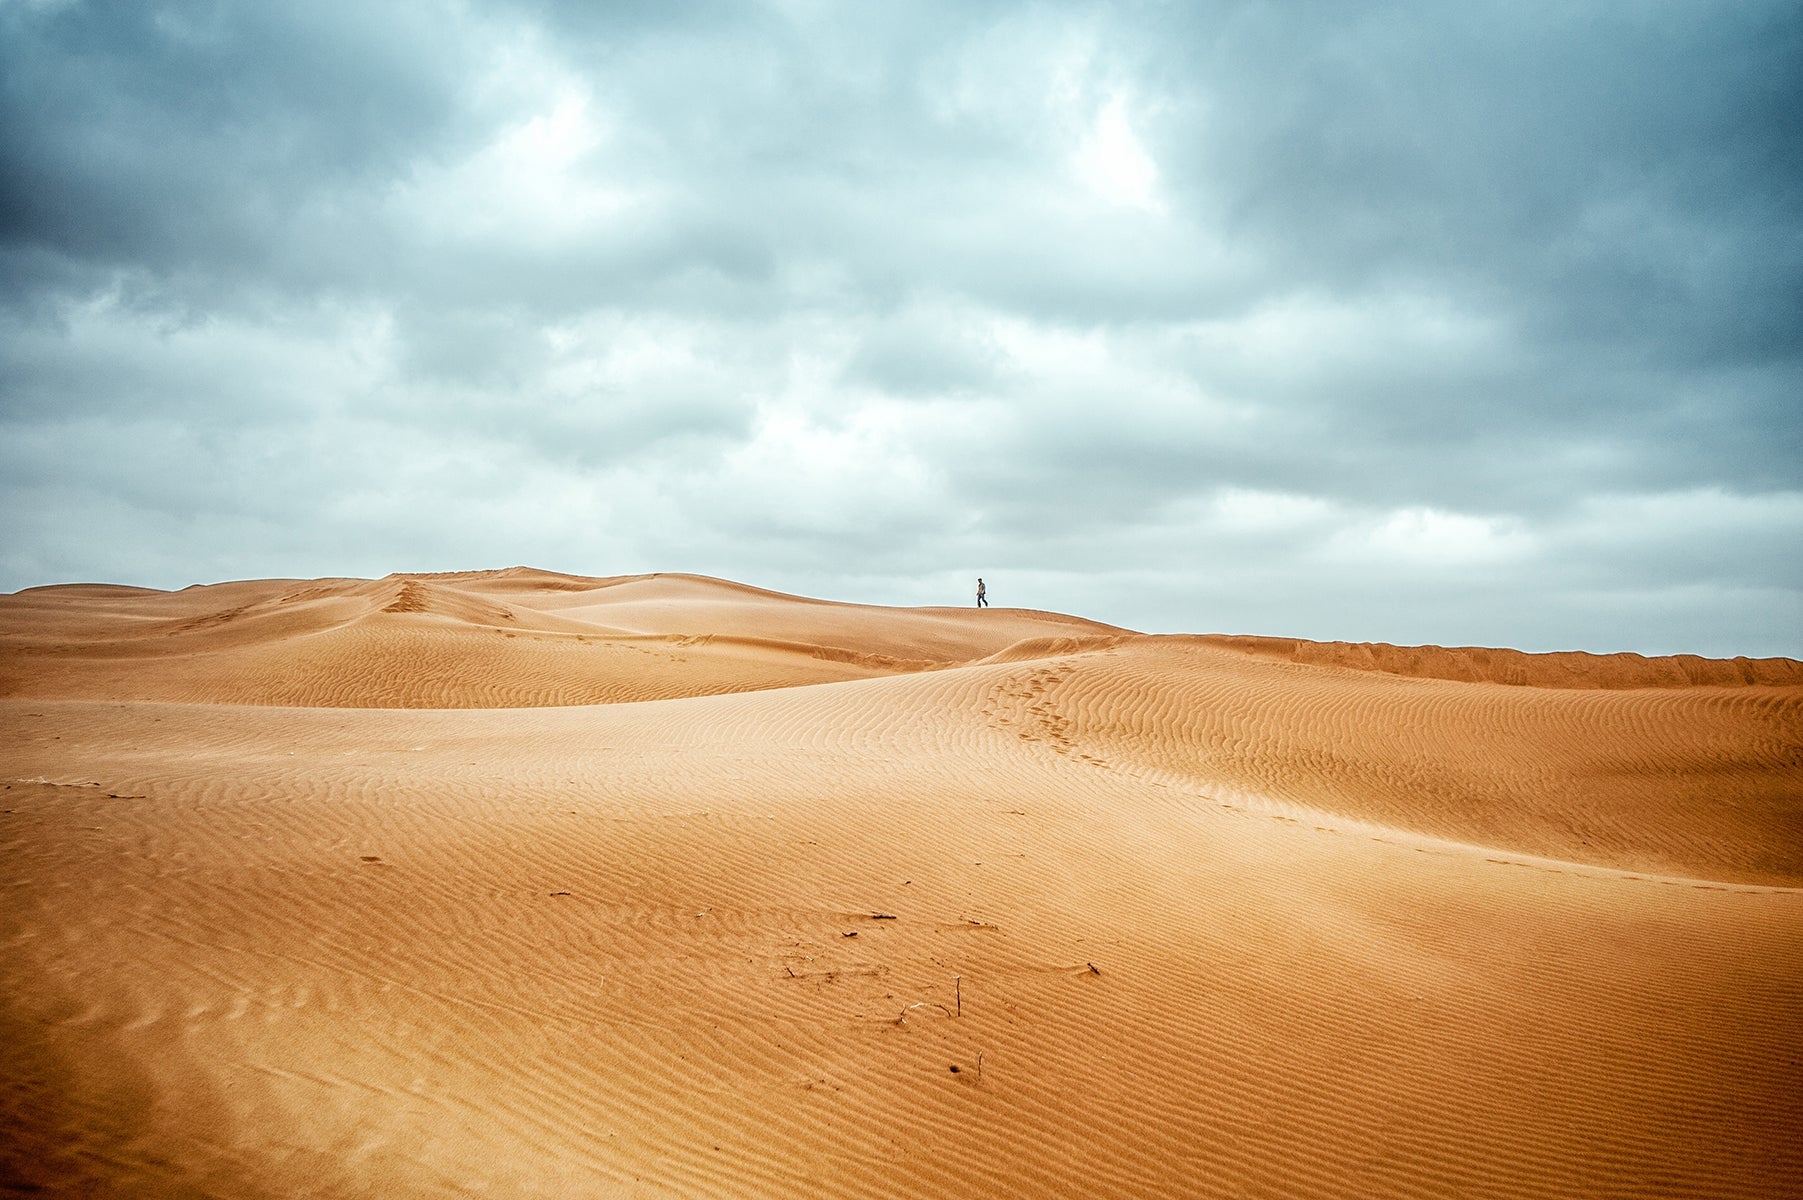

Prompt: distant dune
[
  {"left": 1200, "top": 633, "right": 1803, "bottom": 689},
  {"left": 4, "top": 569, "right": 1800, "bottom": 1198}
]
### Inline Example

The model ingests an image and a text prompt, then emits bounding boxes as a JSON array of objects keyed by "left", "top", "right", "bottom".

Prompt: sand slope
[{"left": 3, "top": 570, "right": 1800, "bottom": 1199}]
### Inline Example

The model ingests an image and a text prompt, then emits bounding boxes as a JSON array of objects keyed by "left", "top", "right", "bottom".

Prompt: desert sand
[{"left": 3, "top": 568, "right": 1800, "bottom": 1199}]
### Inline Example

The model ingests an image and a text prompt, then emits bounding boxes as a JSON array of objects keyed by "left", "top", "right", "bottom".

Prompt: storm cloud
[{"left": 3, "top": 0, "right": 1799, "bottom": 655}]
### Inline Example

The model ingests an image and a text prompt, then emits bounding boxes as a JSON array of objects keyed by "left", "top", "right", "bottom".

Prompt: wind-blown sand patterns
[{"left": 3, "top": 569, "right": 1800, "bottom": 1197}]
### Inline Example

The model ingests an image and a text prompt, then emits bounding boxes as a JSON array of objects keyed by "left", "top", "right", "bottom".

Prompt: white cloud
[
  {"left": 1209, "top": 488, "right": 1340, "bottom": 534},
  {"left": 1181, "top": 289, "right": 1507, "bottom": 390},
  {"left": 1327, "top": 506, "right": 1536, "bottom": 567},
  {"left": 392, "top": 38, "right": 643, "bottom": 247},
  {"left": 1077, "top": 95, "right": 1163, "bottom": 212}
]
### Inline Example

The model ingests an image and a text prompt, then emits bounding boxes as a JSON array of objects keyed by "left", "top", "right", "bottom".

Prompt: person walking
[{"left": 976, "top": 577, "right": 988, "bottom": 608}]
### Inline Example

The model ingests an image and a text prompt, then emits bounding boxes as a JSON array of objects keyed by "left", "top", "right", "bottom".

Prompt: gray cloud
[{"left": 1, "top": 0, "right": 1798, "bottom": 656}]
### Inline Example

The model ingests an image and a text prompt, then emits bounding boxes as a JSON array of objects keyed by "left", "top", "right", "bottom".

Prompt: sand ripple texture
[{"left": 2, "top": 569, "right": 1800, "bottom": 1199}]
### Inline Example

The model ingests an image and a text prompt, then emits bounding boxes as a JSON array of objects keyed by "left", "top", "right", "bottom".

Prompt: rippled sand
[{"left": 4, "top": 570, "right": 1800, "bottom": 1198}]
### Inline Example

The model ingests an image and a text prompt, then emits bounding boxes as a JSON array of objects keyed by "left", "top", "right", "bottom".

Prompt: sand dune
[
  {"left": 0, "top": 570, "right": 1127, "bottom": 707},
  {"left": 3, "top": 570, "right": 1800, "bottom": 1198}
]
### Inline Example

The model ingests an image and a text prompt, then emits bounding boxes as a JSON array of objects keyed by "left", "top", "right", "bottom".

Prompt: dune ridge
[
  {"left": 3, "top": 569, "right": 1800, "bottom": 1199},
  {"left": 1202, "top": 633, "right": 1803, "bottom": 689}
]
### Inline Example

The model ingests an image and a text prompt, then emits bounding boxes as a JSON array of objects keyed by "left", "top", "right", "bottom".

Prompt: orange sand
[{"left": 3, "top": 569, "right": 1800, "bottom": 1198}]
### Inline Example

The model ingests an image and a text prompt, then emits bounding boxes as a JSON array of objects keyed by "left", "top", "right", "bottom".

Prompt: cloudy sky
[{"left": 3, "top": 1, "right": 1799, "bottom": 656}]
